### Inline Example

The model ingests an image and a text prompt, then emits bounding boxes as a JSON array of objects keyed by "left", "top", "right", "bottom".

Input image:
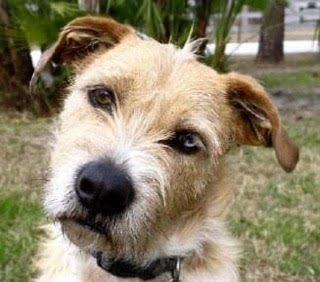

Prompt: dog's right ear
[{"left": 30, "top": 16, "right": 134, "bottom": 92}]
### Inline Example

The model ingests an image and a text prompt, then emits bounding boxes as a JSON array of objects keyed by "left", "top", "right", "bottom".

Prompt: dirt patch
[{"left": 271, "top": 90, "right": 320, "bottom": 120}]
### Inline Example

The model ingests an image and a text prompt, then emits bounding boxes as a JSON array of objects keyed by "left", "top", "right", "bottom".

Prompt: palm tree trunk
[
  {"left": 78, "top": 0, "right": 100, "bottom": 13},
  {"left": 0, "top": 0, "right": 34, "bottom": 110},
  {"left": 195, "top": 0, "right": 211, "bottom": 38},
  {"left": 256, "top": 0, "right": 285, "bottom": 63}
]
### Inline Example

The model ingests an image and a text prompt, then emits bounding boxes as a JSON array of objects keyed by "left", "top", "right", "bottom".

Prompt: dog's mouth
[
  {"left": 75, "top": 217, "right": 106, "bottom": 234},
  {"left": 59, "top": 213, "right": 110, "bottom": 235}
]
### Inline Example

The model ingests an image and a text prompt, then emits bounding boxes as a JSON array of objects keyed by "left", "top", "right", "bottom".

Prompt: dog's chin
[
  {"left": 59, "top": 218, "right": 150, "bottom": 263},
  {"left": 57, "top": 208, "right": 155, "bottom": 260}
]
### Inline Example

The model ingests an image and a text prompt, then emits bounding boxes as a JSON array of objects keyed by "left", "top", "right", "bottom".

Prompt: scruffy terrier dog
[{"left": 31, "top": 16, "right": 299, "bottom": 282}]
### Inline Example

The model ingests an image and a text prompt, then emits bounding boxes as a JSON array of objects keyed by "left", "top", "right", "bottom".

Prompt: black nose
[{"left": 75, "top": 160, "right": 134, "bottom": 216}]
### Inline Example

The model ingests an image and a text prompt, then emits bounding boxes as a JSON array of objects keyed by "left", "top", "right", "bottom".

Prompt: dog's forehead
[
  {"left": 76, "top": 39, "right": 223, "bottom": 98},
  {"left": 71, "top": 39, "right": 227, "bottom": 128}
]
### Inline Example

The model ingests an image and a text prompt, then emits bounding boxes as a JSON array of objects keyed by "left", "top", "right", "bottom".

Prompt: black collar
[{"left": 93, "top": 251, "right": 182, "bottom": 281}]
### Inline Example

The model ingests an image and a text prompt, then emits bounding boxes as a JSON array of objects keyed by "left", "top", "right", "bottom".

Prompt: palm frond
[{"left": 50, "top": 2, "right": 79, "bottom": 17}]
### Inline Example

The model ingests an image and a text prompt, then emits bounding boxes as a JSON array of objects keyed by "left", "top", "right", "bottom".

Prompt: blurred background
[{"left": 0, "top": 0, "right": 319, "bottom": 281}]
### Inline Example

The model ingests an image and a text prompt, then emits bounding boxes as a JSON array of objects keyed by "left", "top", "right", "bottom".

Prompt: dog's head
[{"left": 33, "top": 16, "right": 299, "bottom": 262}]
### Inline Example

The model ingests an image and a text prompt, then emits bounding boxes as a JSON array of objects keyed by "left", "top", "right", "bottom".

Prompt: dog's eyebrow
[
  {"left": 174, "top": 122, "right": 198, "bottom": 133},
  {"left": 177, "top": 114, "right": 222, "bottom": 150},
  {"left": 85, "top": 84, "right": 108, "bottom": 89},
  {"left": 78, "top": 74, "right": 135, "bottom": 92},
  {"left": 174, "top": 121, "right": 208, "bottom": 149}
]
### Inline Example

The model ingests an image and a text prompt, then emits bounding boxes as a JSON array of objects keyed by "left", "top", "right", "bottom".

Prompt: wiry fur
[{"left": 33, "top": 16, "right": 298, "bottom": 282}]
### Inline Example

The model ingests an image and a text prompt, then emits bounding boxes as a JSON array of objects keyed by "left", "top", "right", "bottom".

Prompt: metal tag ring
[{"left": 171, "top": 257, "right": 183, "bottom": 282}]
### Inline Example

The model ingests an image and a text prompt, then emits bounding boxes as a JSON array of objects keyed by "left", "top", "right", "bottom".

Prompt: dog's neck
[{"left": 92, "top": 251, "right": 182, "bottom": 281}]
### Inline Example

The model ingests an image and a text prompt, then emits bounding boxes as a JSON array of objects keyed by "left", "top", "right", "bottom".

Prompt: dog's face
[{"left": 33, "top": 17, "right": 299, "bottom": 261}]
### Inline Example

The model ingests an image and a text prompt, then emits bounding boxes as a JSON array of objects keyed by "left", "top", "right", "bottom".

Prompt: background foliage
[{"left": 0, "top": 0, "right": 277, "bottom": 115}]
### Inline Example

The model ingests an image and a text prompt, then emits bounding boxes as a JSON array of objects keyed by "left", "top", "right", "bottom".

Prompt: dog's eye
[
  {"left": 164, "top": 131, "right": 203, "bottom": 154},
  {"left": 88, "top": 86, "right": 115, "bottom": 111}
]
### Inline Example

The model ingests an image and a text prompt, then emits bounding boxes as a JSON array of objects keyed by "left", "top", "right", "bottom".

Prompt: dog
[{"left": 31, "top": 16, "right": 299, "bottom": 282}]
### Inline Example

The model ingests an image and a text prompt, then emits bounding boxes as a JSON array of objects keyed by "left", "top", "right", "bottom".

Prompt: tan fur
[{"left": 32, "top": 16, "right": 299, "bottom": 282}]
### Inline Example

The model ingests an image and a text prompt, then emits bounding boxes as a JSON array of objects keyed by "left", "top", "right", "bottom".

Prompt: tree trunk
[
  {"left": 0, "top": 0, "right": 34, "bottom": 111},
  {"left": 78, "top": 0, "right": 100, "bottom": 13},
  {"left": 195, "top": 0, "right": 211, "bottom": 38},
  {"left": 0, "top": 0, "right": 33, "bottom": 85},
  {"left": 256, "top": 0, "right": 285, "bottom": 63}
]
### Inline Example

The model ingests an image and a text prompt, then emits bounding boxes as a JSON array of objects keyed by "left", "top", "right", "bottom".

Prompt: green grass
[
  {"left": 230, "top": 54, "right": 320, "bottom": 76},
  {"left": 258, "top": 71, "right": 320, "bottom": 89},
  {"left": 0, "top": 193, "right": 42, "bottom": 282},
  {"left": 0, "top": 114, "right": 49, "bottom": 193},
  {"left": 0, "top": 114, "right": 48, "bottom": 281},
  {"left": 0, "top": 69, "right": 319, "bottom": 281},
  {"left": 230, "top": 117, "right": 320, "bottom": 281},
  {"left": 257, "top": 71, "right": 320, "bottom": 97}
]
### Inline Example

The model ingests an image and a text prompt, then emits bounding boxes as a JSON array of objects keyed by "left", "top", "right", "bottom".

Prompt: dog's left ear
[
  {"left": 30, "top": 16, "right": 134, "bottom": 91},
  {"left": 223, "top": 72, "right": 299, "bottom": 172}
]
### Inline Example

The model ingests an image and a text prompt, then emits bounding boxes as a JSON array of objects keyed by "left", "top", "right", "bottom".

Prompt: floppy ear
[
  {"left": 223, "top": 72, "right": 299, "bottom": 173},
  {"left": 30, "top": 16, "right": 134, "bottom": 91}
]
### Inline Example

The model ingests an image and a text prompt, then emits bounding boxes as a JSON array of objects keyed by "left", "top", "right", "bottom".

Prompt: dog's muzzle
[
  {"left": 93, "top": 251, "right": 183, "bottom": 281},
  {"left": 75, "top": 160, "right": 184, "bottom": 281}
]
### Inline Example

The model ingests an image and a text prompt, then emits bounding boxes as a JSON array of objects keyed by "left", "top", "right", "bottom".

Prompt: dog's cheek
[
  {"left": 165, "top": 156, "right": 212, "bottom": 213},
  {"left": 44, "top": 150, "right": 93, "bottom": 218}
]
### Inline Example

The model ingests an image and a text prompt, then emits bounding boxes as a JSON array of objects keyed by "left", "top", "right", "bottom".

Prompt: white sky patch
[
  {"left": 30, "top": 46, "right": 42, "bottom": 67},
  {"left": 207, "top": 40, "right": 318, "bottom": 56}
]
